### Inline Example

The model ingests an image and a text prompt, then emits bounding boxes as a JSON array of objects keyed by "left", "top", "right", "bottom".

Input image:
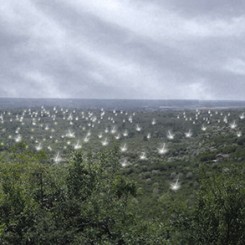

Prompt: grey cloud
[
  {"left": 139, "top": 0, "right": 245, "bottom": 18},
  {"left": 0, "top": 0, "right": 245, "bottom": 100}
]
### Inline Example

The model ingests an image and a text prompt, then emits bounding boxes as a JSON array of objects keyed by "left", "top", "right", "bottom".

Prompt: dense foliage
[
  {"left": 0, "top": 107, "right": 245, "bottom": 244},
  {"left": 0, "top": 145, "right": 244, "bottom": 244}
]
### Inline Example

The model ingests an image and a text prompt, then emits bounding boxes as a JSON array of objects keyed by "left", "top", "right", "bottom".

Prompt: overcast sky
[{"left": 0, "top": 0, "right": 245, "bottom": 100}]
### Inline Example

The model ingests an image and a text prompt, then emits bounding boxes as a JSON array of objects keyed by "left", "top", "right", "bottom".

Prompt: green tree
[{"left": 177, "top": 167, "right": 245, "bottom": 245}]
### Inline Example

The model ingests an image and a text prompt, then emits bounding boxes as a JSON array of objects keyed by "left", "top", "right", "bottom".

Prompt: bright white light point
[
  {"left": 101, "top": 138, "right": 108, "bottom": 146},
  {"left": 15, "top": 135, "right": 22, "bottom": 143},
  {"left": 123, "top": 130, "right": 128, "bottom": 137},
  {"left": 170, "top": 177, "right": 181, "bottom": 191},
  {"left": 239, "top": 113, "right": 245, "bottom": 120},
  {"left": 120, "top": 143, "right": 127, "bottom": 152},
  {"left": 201, "top": 125, "right": 207, "bottom": 131},
  {"left": 167, "top": 130, "right": 175, "bottom": 140},
  {"left": 115, "top": 134, "right": 120, "bottom": 140},
  {"left": 74, "top": 140, "right": 82, "bottom": 150},
  {"left": 158, "top": 143, "right": 168, "bottom": 155},
  {"left": 140, "top": 152, "right": 147, "bottom": 160},
  {"left": 185, "top": 130, "right": 192, "bottom": 138},
  {"left": 111, "top": 126, "right": 117, "bottom": 134},
  {"left": 66, "top": 129, "right": 75, "bottom": 138},
  {"left": 35, "top": 143, "right": 42, "bottom": 151},
  {"left": 120, "top": 159, "right": 128, "bottom": 167},
  {"left": 84, "top": 136, "right": 90, "bottom": 143},
  {"left": 236, "top": 131, "right": 242, "bottom": 137},
  {"left": 230, "top": 121, "right": 237, "bottom": 129},
  {"left": 54, "top": 152, "right": 62, "bottom": 164},
  {"left": 136, "top": 124, "right": 141, "bottom": 132}
]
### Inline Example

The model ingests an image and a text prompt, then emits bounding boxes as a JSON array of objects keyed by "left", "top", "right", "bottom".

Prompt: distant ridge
[{"left": 0, "top": 98, "right": 245, "bottom": 110}]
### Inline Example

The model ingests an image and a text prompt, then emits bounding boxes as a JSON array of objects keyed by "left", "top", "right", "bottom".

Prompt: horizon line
[{"left": 0, "top": 97, "right": 245, "bottom": 102}]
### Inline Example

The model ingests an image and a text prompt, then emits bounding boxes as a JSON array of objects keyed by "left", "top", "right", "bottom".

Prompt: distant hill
[{"left": 0, "top": 98, "right": 245, "bottom": 110}]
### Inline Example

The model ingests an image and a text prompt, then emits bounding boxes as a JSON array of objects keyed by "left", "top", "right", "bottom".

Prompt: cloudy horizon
[{"left": 1, "top": 0, "right": 245, "bottom": 100}]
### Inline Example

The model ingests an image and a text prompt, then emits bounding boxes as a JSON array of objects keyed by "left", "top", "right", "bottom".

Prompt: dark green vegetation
[{"left": 0, "top": 106, "right": 245, "bottom": 244}]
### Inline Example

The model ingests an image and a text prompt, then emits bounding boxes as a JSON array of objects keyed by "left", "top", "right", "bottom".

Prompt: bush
[{"left": 176, "top": 168, "right": 245, "bottom": 245}]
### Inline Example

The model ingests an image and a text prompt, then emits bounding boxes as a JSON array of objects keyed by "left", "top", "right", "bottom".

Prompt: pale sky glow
[{"left": 0, "top": 0, "right": 245, "bottom": 99}]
